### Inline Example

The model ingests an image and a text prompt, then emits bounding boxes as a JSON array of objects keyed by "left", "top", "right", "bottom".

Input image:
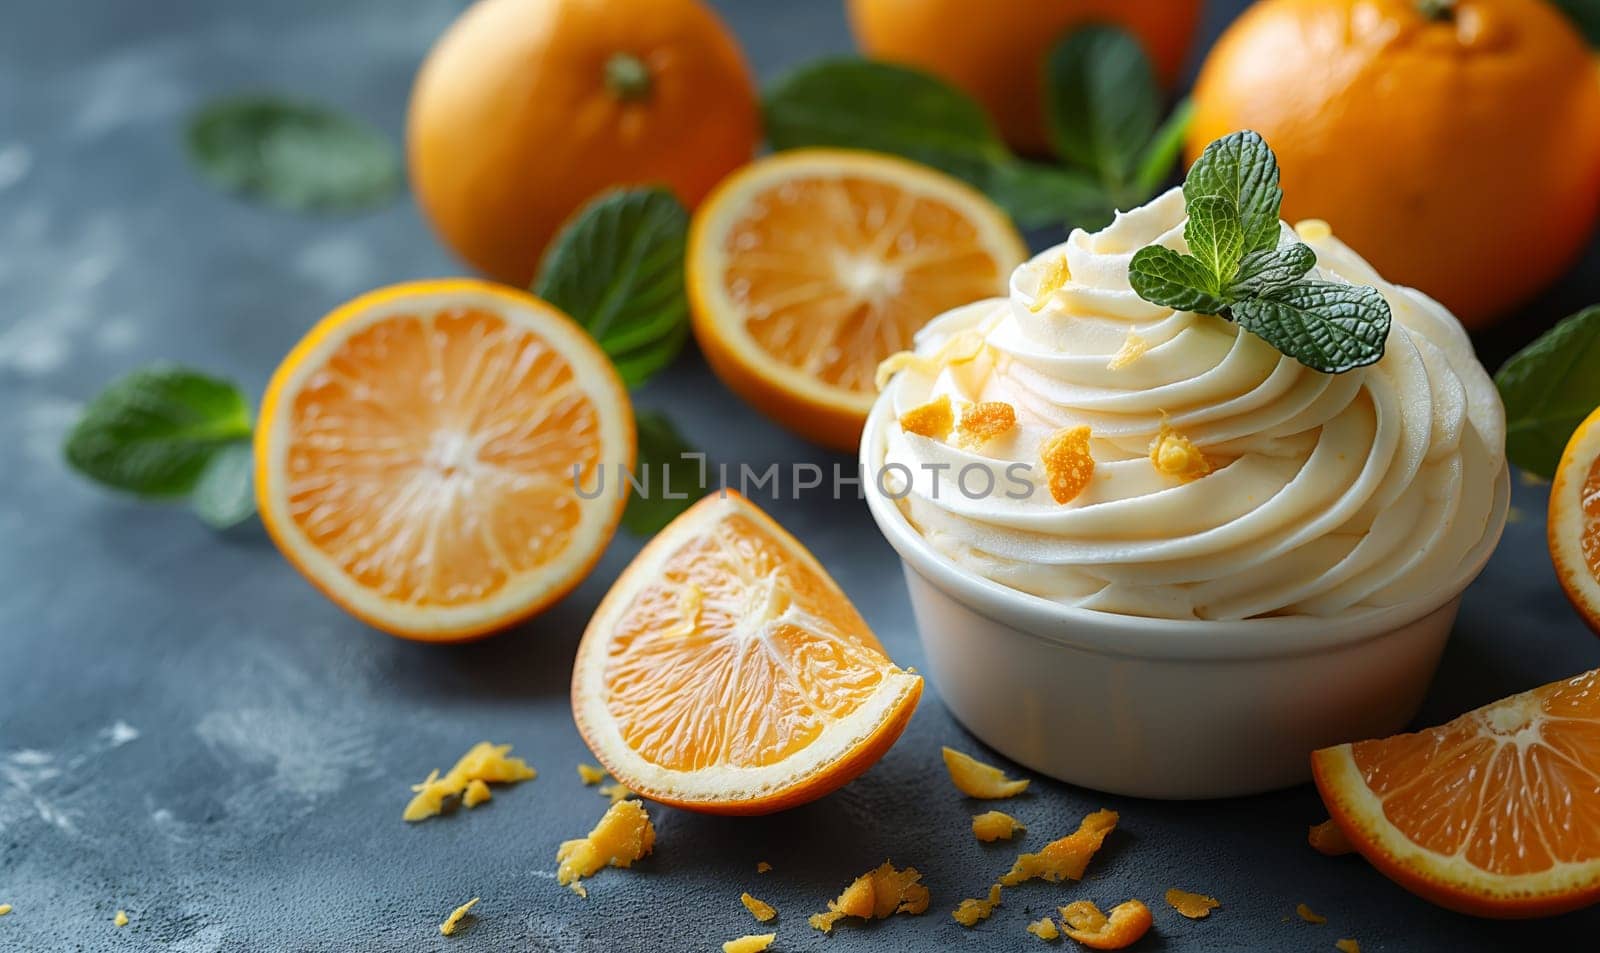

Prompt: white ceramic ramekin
[{"left": 860, "top": 398, "right": 1512, "bottom": 800}]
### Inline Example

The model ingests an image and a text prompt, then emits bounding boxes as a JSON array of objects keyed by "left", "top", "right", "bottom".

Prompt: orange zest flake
[
  {"left": 438, "top": 897, "right": 479, "bottom": 937},
  {"left": 1295, "top": 903, "right": 1327, "bottom": 924},
  {"left": 722, "top": 934, "right": 776, "bottom": 953},
  {"left": 1106, "top": 332, "right": 1149, "bottom": 371},
  {"left": 1164, "top": 888, "right": 1219, "bottom": 919},
  {"left": 942, "top": 747, "right": 1030, "bottom": 799},
  {"left": 957, "top": 401, "right": 1017, "bottom": 448},
  {"left": 1040, "top": 427, "right": 1095, "bottom": 504},
  {"left": 740, "top": 892, "right": 777, "bottom": 923},
  {"left": 404, "top": 742, "right": 537, "bottom": 822},
  {"left": 1335, "top": 940, "right": 1361, "bottom": 953},
  {"left": 1029, "top": 255, "right": 1071, "bottom": 312},
  {"left": 807, "top": 861, "right": 929, "bottom": 933},
  {"left": 0, "top": 904, "right": 11, "bottom": 916},
  {"left": 462, "top": 779, "right": 492, "bottom": 808},
  {"left": 597, "top": 781, "right": 636, "bottom": 803},
  {"left": 577, "top": 763, "right": 606, "bottom": 785},
  {"left": 757, "top": 861, "right": 773, "bottom": 874},
  {"left": 899, "top": 394, "right": 955, "bottom": 440},
  {"left": 999, "top": 809, "right": 1118, "bottom": 886},
  {"left": 1026, "top": 916, "right": 1060, "bottom": 941},
  {"left": 113, "top": 910, "right": 129, "bottom": 928},
  {"left": 952, "top": 884, "right": 1002, "bottom": 927},
  {"left": 556, "top": 799, "right": 656, "bottom": 896},
  {"left": 1307, "top": 819, "right": 1355, "bottom": 856},
  {"left": 1149, "top": 422, "right": 1211, "bottom": 481},
  {"left": 1059, "top": 900, "right": 1152, "bottom": 950},
  {"left": 972, "top": 810, "right": 1026, "bottom": 842},
  {"left": 875, "top": 327, "right": 991, "bottom": 392}
]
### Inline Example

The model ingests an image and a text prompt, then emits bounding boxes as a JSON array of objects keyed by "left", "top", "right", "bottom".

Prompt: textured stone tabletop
[{"left": 3, "top": 1, "right": 1599, "bottom": 950}]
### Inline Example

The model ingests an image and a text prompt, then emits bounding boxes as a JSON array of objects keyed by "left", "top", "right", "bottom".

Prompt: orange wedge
[
  {"left": 687, "top": 148, "right": 1026, "bottom": 451},
  {"left": 1549, "top": 404, "right": 1600, "bottom": 633},
  {"left": 256, "top": 279, "right": 633, "bottom": 641},
  {"left": 571, "top": 491, "right": 922, "bottom": 813},
  {"left": 1312, "top": 669, "right": 1600, "bottom": 918}
]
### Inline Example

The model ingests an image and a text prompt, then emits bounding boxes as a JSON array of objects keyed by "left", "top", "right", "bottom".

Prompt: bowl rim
[{"left": 859, "top": 394, "right": 1511, "bottom": 662}]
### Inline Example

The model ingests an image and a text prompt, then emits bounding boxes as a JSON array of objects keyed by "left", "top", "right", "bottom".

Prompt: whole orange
[
  {"left": 1189, "top": 0, "right": 1600, "bottom": 328},
  {"left": 407, "top": 0, "right": 759, "bottom": 286},
  {"left": 846, "top": 0, "right": 1203, "bottom": 156}
]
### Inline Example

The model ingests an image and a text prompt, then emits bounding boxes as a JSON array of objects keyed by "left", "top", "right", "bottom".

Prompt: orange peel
[
  {"left": 952, "top": 884, "right": 1002, "bottom": 927},
  {"left": 942, "top": 746, "right": 1030, "bottom": 799},
  {"left": 1059, "top": 900, "right": 1152, "bottom": 950},
  {"left": 971, "top": 810, "right": 1025, "bottom": 842},
  {"left": 900, "top": 395, "right": 955, "bottom": 440},
  {"left": 999, "top": 809, "right": 1117, "bottom": 886},
  {"left": 957, "top": 401, "right": 1017, "bottom": 448},
  {"left": 1164, "top": 888, "right": 1219, "bottom": 919},
  {"left": 1307, "top": 819, "right": 1354, "bottom": 856},
  {"left": 1041, "top": 426, "right": 1094, "bottom": 504}
]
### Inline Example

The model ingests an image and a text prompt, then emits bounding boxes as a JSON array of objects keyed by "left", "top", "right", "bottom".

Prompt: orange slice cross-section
[
  {"left": 572, "top": 491, "right": 922, "bottom": 813},
  {"left": 255, "top": 279, "right": 634, "bottom": 640}
]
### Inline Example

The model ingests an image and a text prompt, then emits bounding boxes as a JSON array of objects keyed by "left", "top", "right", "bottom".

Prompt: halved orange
[
  {"left": 1312, "top": 669, "right": 1600, "bottom": 918},
  {"left": 255, "top": 279, "right": 634, "bottom": 641},
  {"left": 1549, "top": 404, "right": 1600, "bottom": 634},
  {"left": 687, "top": 148, "right": 1026, "bottom": 451},
  {"left": 571, "top": 491, "right": 922, "bottom": 813}
]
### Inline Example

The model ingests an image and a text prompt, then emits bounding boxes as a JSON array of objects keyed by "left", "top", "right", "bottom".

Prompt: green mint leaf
[
  {"left": 64, "top": 366, "right": 253, "bottom": 497},
  {"left": 1128, "top": 245, "right": 1228, "bottom": 314},
  {"left": 1494, "top": 305, "right": 1600, "bottom": 480},
  {"left": 1044, "top": 25, "right": 1159, "bottom": 191},
  {"left": 1228, "top": 243, "right": 1318, "bottom": 298},
  {"left": 1132, "top": 97, "right": 1195, "bottom": 199},
  {"left": 763, "top": 58, "right": 1008, "bottom": 187},
  {"left": 534, "top": 187, "right": 690, "bottom": 390},
  {"left": 1185, "top": 195, "right": 1246, "bottom": 284},
  {"left": 1231, "top": 282, "right": 1391, "bottom": 373},
  {"left": 191, "top": 442, "right": 255, "bottom": 529},
  {"left": 186, "top": 96, "right": 400, "bottom": 212},
  {"left": 622, "top": 412, "right": 705, "bottom": 536},
  {"left": 985, "top": 160, "right": 1114, "bottom": 230},
  {"left": 1184, "top": 130, "right": 1283, "bottom": 255},
  {"left": 1552, "top": 0, "right": 1600, "bottom": 45}
]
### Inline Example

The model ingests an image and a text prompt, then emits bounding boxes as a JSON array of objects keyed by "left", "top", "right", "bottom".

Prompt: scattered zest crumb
[
  {"left": 756, "top": 861, "right": 773, "bottom": 874},
  {"left": 0, "top": 904, "right": 10, "bottom": 916},
  {"left": 958, "top": 401, "right": 1017, "bottom": 448},
  {"left": 952, "top": 884, "right": 1002, "bottom": 927},
  {"left": 1165, "top": 888, "right": 1219, "bottom": 919},
  {"left": 1106, "top": 332, "right": 1149, "bottom": 371},
  {"left": 113, "top": 910, "right": 129, "bottom": 928},
  {"left": 1029, "top": 255, "right": 1071, "bottom": 312},
  {"left": 1308, "top": 819, "right": 1355, "bottom": 856},
  {"left": 943, "top": 747, "right": 1030, "bottom": 799},
  {"left": 808, "top": 861, "right": 928, "bottom": 933},
  {"left": 1040, "top": 427, "right": 1095, "bottom": 504},
  {"left": 439, "top": 898, "right": 479, "bottom": 936},
  {"left": 1026, "top": 916, "right": 1059, "bottom": 941},
  {"left": 1296, "top": 903, "right": 1327, "bottom": 924},
  {"left": 971, "top": 810, "right": 1025, "bottom": 842},
  {"left": 556, "top": 799, "right": 655, "bottom": 896},
  {"left": 722, "top": 934, "right": 776, "bottom": 953},
  {"left": 1295, "top": 218, "right": 1333, "bottom": 241},
  {"left": 1149, "top": 422, "right": 1210, "bottom": 481},
  {"left": 462, "top": 778, "right": 492, "bottom": 808},
  {"left": 1335, "top": 940, "right": 1361, "bottom": 953},
  {"left": 1059, "top": 900, "right": 1152, "bottom": 950},
  {"left": 597, "top": 781, "right": 635, "bottom": 803},
  {"left": 900, "top": 395, "right": 955, "bottom": 440},
  {"left": 404, "top": 742, "right": 536, "bottom": 822},
  {"left": 740, "top": 892, "right": 777, "bottom": 923},
  {"left": 1000, "top": 809, "right": 1118, "bottom": 886},
  {"left": 577, "top": 763, "right": 606, "bottom": 785}
]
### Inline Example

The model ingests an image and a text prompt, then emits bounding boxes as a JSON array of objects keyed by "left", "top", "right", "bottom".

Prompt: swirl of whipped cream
[{"left": 878, "top": 188, "right": 1506, "bottom": 621}]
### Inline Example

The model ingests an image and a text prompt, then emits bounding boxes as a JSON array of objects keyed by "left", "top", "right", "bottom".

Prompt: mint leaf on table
[
  {"left": 534, "top": 187, "right": 690, "bottom": 390},
  {"left": 622, "top": 412, "right": 706, "bottom": 536},
  {"left": 1495, "top": 305, "right": 1600, "bottom": 480},
  {"left": 186, "top": 96, "right": 400, "bottom": 212},
  {"left": 1183, "top": 130, "right": 1283, "bottom": 255},
  {"left": 190, "top": 442, "right": 255, "bottom": 529},
  {"left": 1128, "top": 245, "right": 1228, "bottom": 314},
  {"left": 65, "top": 366, "right": 254, "bottom": 523},
  {"left": 1228, "top": 243, "right": 1317, "bottom": 298},
  {"left": 1231, "top": 283, "right": 1392, "bottom": 374},
  {"left": 1044, "top": 25, "right": 1160, "bottom": 199}
]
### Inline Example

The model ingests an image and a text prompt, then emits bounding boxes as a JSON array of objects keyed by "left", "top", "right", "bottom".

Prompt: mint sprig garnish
[{"left": 1129, "top": 131, "right": 1391, "bottom": 374}]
